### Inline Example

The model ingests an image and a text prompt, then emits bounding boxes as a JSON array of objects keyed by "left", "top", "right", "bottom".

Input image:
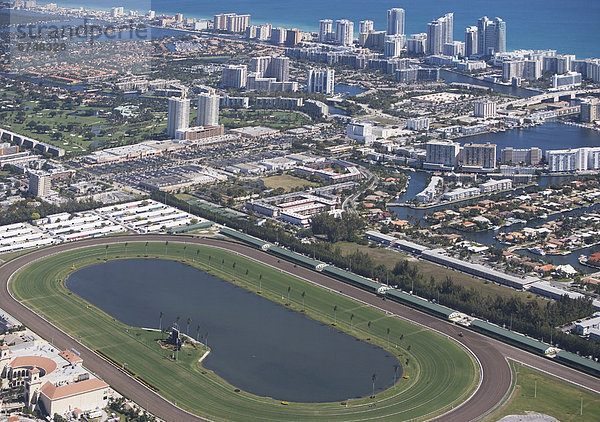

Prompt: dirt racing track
[{"left": 0, "top": 235, "right": 598, "bottom": 422}]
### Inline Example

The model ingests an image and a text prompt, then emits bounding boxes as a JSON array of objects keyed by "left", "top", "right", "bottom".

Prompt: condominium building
[
  {"left": 359, "top": 20, "right": 374, "bottom": 35},
  {"left": 306, "top": 68, "right": 335, "bottom": 94},
  {"left": 197, "top": 92, "right": 219, "bottom": 127},
  {"left": 406, "top": 117, "right": 430, "bottom": 131},
  {"left": 213, "top": 13, "right": 250, "bottom": 32},
  {"left": 443, "top": 41, "right": 465, "bottom": 57},
  {"left": 270, "top": 27, "right": 287, "bottom": 44},
  {"left": 386, "top": 8, "right": 405, "bottom": 35},
  {"left": 545, "top": 148, "right": 600, "bottom": 172},
  {"left": 319, "top": 19, "right": 333, "bottom": 42},
  {"left": 580, "top": 98, "right": 600, "bottom": 122},
  {"left": 29, "top": 171, "right": 51, "bottom": 197},
  {"left": 523, "top": 60, "right": 543, "bottom": 81},
  {"left": 500, "top": 147, "right": 543, "bottom": 165},
  {"left": 425, "top": 140, "right": 460, "bottom": 169},
  {"left": 221, "top": 64, "right": 247, "bottom": 89},
  {"left": 426, "top": 20, "right": 443, "bottom": 55},
  {"left": 407, "top": 33, "right": 427, "bottom": 55},
  {"left": 461, "top": 142, "right": 497, "bottom": 169},
  {"left": 502, "top": 60, "right": 525, "bottom": 82},
  {"left": 473, "top": 100, "right": 497, "bottom": 118},
  {"left": 167, "top": 97, "right": 190, "bottom": 139},
  {"left": 384, "top": 35, "right": 405, "bottom": 58},
  {"left": 250, "top": 56, "right": 290, "bottom": 82},
  {"left": 335, "top": 19, "right": 354, "bottom": 46},
  {"left": 464, "top": 26, "right": 478, "bottom": 58},
  {"left": 477, "top": 16, "right": 506, "bottom": 56},
  {"left": 552, "top": 72, "right": 582, "bottom": 89}
]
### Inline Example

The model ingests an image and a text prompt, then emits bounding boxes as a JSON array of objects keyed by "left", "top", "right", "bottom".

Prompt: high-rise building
[
  {"left": 384, "top": 35, "right": 405, "bottom": 58},
  {"left": 443, "top": 41, "right": 464, "bottom": 57},
  {"left": 167, "top": 97, "right": 190, "bottom": 138},
  {"left": 464, "top": 26, "right": 478, "bottom": 57},
  {"left": 502, "top": 60, "right": 524, "bottom": 82},
  {"left": 270, "top": 27, "right": 287, "bottom": 44},
  {"left": 441, "top": 13, "right": 454, "bottom": 44},
  {"left": 407, "top": 33, "right": 427, "bottom": 55},
  {"left": 473, "top": 100, "right": 497, "bottom": 118},
  {"left": 221, "top": 65, "right": 248, "bottom": 89},
  {"left": 111, "top": 7, "right": 124, "bottom": 18},
  {"left": 250, "top": 56, "right": 289, "bottom": 82},
  {"left": 359, "top": 20, "right": 374, "bottom": 35},
  {"left": 461, "top": 143, "right": 497, "bottom": 169},
  {"left": 477, "top": 16, "right": 506, "bottom": 56},
  {"left": 580, "top": 98, "right": 600, "bottom": 123},
  {"left": 319, "top": 19, "right": 333, "bottom": 43},
  {"left": 425, "top": 141, "right": 460, "bottom": 168},
  {"left": 501, "top": 147, "right": 542, "bottom": 165},
  {"left": 257, "top": 23, "right": 272, "bottom": 41},
  {"left": 386, "top": 8, "right": 405, "bottom": 36},
  {"left": 406, "top": 117, "right": 430, "bottom": 131},
  {"left": 197, "top": 92, "right": 219, "bottom": 127},
  {"left": 335, "top": 19, "right": 354, "bottom": 46},
  {"left": 523, "top": 60, "right": 542, "bottom": 81},
  {"left": 426, "top": 20, "right": 443, "bottom": 55},
  {"left": 552, "top": 72, "right": 582, "bottom": 89},
  {"left": 307, "top": 68, "right": 335, "bottom": 94},
  {"left": 285, "top": 29, "right": 302, "bottom": 47},
  {"left": 29, "top": 171, "right": 51, "bottom": 197},
  {"left": 213, "top": 13, "right": 250, "bottom": 32}
]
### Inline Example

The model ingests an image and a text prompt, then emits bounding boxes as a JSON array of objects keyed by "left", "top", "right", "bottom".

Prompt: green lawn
[
  {"left": 10, "top": 242, "right": 479, "bottom": 421},
  {"left": 220, "top": 109, "right": 312, "bottom": 130},
  {"left": 261, "top": 174, "right": 318, "bottom": 192},
  {"left": 486, "top": 360, "right": 600, "bottom": 422},
  {"left": 0, "top": 104, "right": 166, "bottom": 153}
]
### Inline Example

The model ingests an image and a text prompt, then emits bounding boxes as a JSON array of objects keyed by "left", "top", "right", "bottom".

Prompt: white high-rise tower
[
  {"left": 197, "top": 92, "right": 219, "bottom": 127},
  {"left": 167, "top": 97, "right": 190, "bottom": 138},
  {"left": 386, "top": 8, "right": 405, "bottom": 35}
]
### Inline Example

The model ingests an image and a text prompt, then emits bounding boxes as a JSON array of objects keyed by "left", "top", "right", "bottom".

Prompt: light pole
[{"left": 371, "top": 373, "right": 376, "bottom": 398}]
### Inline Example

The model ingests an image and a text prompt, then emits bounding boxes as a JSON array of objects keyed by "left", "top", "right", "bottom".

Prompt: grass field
[
  {"left": 486, "top": 360, "right": 600, "bottom": 422},
  {"left": 10, "top": 241, "right": 479, "bottom": 422},
  {"left": 335, "top": 241, "right": 548, "bottom": 304},
  {"left": 1, "top": 102, "right": 166, "bottom": 153},
  {"left": 219, "top": 110, "right": 312, "bottom": 130},
  {"left": 261, "top": 174, "right": 318, "bottom": 192}
]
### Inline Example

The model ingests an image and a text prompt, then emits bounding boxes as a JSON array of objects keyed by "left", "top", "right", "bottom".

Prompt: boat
[{"left": 528, "top": 246, "right": 546, "bottom": 256}]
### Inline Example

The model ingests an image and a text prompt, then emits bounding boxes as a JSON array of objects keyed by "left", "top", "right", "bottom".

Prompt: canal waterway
[
  {"left": 440, "top": 69, "right": 540, "bottom": 98},
  {"left": 65, "top": 259, "right": 400, "bottom": 402}
]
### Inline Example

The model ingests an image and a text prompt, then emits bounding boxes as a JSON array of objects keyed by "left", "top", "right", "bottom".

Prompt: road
[{"left": 1, "top": 235, "right": 599, "bottom": 422}]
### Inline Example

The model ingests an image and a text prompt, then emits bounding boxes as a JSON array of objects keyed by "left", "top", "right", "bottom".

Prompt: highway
[{"left": 1, "top": 235, "right": 599, "bottom": 422}]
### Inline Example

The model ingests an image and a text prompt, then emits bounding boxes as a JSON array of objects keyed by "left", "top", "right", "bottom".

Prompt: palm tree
[
  {"left": 105, "top": 244, "right": 109, "bottom": 260},
  {"left": 301, "top": 291, "right": 306, "bottom": 312},
  {"left": 387, "top": 327, "right": 391, "bottom": 347},
  {"left": 144, "top": 242, "right": 148, "bottom": 255},
  {"left": 196, "top": 324, "right": 201, "bottom": 341},
  {"left": 195, "top": 249, "right": 199, "bottom": 262},
  {"left": 183, "top": 245, "right": 187, "bottom": 260},
  {"left": 159, "top": 311, "right": 164, "bottom": 332},
  {"left": 164, "top": 241, "right": 169, "bottom": 255},
  {"left": 333, "top": 305, "right": 338, "bottom": 324},
  {"left": 186, "top": 317, "right": 191, "bottom": 335},
  {"left": 124, "top": 242, "right": 128, "bottom": 254},
  {"left": 394, "top": 364, "right": 400, "bottom": 384},
  {"left": 175, "top": 316, "right": 180, "bottom": 330},
  {"left": 350, "top": 313, "right": 354, "bottom": 330},
  {"left": 286, "top": 286, "right": 291, "bottom": 305}
]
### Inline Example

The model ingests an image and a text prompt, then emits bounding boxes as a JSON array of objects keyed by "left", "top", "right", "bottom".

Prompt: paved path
[{"left": 1, "top": 235, "right": 598, "bottom": 422}]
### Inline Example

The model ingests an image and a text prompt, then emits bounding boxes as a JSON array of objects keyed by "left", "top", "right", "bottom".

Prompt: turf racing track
[{"left": 1, "top": 235, "right": 599, "bottom": 421}]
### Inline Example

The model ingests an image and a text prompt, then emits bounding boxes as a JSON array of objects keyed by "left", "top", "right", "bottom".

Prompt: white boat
[{"left": 528, "top": 246, "right": 546, "bottom": 256}]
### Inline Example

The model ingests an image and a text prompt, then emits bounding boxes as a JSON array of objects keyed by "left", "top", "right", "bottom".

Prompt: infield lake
[{"left": 65, "top": 259, "right": 400, "bottom": 402}]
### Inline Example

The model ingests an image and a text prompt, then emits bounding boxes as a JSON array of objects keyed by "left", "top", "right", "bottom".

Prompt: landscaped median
[{"left": 9, "top": 241, "right": 480, "bottom": 421}]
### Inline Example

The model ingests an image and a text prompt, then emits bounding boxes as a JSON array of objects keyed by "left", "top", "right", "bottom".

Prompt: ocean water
[{"left": 38, "top": 0, "right": 600, "bottom": 58}]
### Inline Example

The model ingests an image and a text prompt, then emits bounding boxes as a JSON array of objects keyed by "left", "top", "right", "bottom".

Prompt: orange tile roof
[
  {"left": 10, "top": 356, "right": 57, "bottom": 375},
  {"left": 40, "top": 378, "right": 108, "bottom": 400},
  {"left": 59, "top": 350, "right": 83, "bottom": 365}
]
